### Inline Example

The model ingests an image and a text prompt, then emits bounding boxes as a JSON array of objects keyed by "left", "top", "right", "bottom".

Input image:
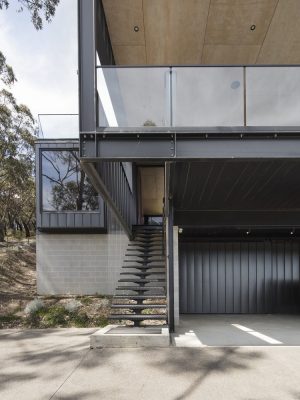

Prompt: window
[{"left": 41, "top": 150, "right": 99, "bottom": 212}]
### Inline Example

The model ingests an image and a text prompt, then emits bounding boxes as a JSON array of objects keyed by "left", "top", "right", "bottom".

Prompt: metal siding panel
[
  {"left": 67, "top": 213, "right": 75, "bottom": 228},
  {"left": 240, "top": 243, "right": 249, "bottom": 313},
  {"left": 50, "top": 213, "right": 58, "bottom": 227},
  {"left": 179, "top": 244, "right": 187, "bottom": 313},
  {"left": 58, "top": 213, "right": 67, "bottom": 229},
  {"left": 42, "top": 213, "right": 50, "bottom": 228},
  {"left": 75, "top": 214, "right": 83, "bottom": 227},
  {"left": 276, "top": 242, "right": 285, "bottom": 312},
  {"left": 82, "top": 213, "right": 91, "bottom": 228},
  {"left": 225, "top": 243, "right": 234, "bottom": 313},
  {"left": 292, "top": 242, "right": 300, "bottom": 312},
  {"left": 202, "top": 243, "right": 210, "bottom": 313},
  {"left": 194, "top": 243, "right": 202, "bottom": 313},
  {"left": 271, "top": 241, "right": 278, "bottom": 313},
  {"left": 256, "top": 242, "right": 265, "bottom": 313},
  {"left": 264, "top": 241, "right": 273, "bottom": 312},
  {"left": 233, "top": 242, "right": 241, "bottom": 313},
  {"left": 217, "top": 243, "right": 226, "bottom": 313},
  {"left": 187, "top": 243, "right": 194, "bottom": 312},
  {"left": 210, "top": 243, "right": 218, "bottom": 313},
  {"left": 179, "top": 239, "right": 300, "bottom": 314},
  {"left": 248, "top": 242, "right": 257, "bottom": 313},
  {"left": 284, "top": 241, "right": 292, "bottom": 312}
]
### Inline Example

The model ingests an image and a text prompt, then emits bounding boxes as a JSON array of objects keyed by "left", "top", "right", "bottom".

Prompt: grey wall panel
[{"left": 179, "top": 240, "right": 300, "bottom": 314}]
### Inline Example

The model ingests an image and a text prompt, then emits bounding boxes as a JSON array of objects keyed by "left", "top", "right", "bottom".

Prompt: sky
[{"left": 0, "top": 0, "right": 78, "bottom": 135}]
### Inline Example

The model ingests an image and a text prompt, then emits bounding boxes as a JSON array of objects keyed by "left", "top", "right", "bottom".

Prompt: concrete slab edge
[{"left": 90, "top": 325, "right": 170, "bottom": 348}]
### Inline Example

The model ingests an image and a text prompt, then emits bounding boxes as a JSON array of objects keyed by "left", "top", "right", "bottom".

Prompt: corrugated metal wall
[{"left": 179, "top": 241, "right": 300, "bottom": 314}]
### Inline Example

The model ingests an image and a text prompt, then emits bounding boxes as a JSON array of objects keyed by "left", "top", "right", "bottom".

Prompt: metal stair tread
[
  {"left": 122, "top": 266, "right": 165, "bottom": 269},
  {"left": 116, "top": 286, "right": 165, "bottom": 291},
  {"left": 118, "top": 279, "right": 165, "bottom": 283},
  {"left": 114, "top": 295, "right": 166, "bottom": 300},
  {"left": 111, "top": 304, "right": 166, "bottom": 309},
  {"left": 120, "top": 272, "right": 165, "bottom": 275},
  {"left": 109, "top": 314, "right": 167, "bottom": 320}
]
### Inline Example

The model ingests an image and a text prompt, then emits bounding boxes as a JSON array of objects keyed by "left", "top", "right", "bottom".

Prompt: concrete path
[{"left": 1, "top": 326, "right": 300, "bottom": 399}]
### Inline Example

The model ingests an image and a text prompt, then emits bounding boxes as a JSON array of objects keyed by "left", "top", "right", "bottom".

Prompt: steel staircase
[{"left": 109, "top": 225, "right": 167, "bottom": 326}]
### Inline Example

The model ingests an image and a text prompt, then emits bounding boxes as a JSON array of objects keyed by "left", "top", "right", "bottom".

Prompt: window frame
[{"left": 40, "top": 148, "right": 101, "bottom": 213}]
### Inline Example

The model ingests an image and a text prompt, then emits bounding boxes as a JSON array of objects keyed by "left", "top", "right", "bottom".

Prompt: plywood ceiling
[
  {"left": 140, "top": 167, "right": 164, "bottom": 215},
  {"left": 102, "top": 0, "right": 300, "bottom": 65}
]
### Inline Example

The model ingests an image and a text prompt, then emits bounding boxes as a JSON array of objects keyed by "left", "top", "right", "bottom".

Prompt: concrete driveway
[
  {"left": 173, "top": 314, "right": 300, "bottom": 347},
  {"left": 1, "top": 325, "right": 300, "bottom": 400}
]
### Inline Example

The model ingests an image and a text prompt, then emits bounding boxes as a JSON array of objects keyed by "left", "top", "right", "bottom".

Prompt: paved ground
[
  {"left": 1, "top": 317, "right": 300, "bottom": 399},
  {"left": 173, "top": 314, "right": 300, "bottom": 346}
]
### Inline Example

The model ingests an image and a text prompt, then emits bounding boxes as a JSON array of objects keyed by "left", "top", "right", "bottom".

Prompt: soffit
[
  {"left": 102, "top": 0, "right": 300, "bottom": 65},
  {"left": 172, "top": 160, "right": 300, "bottom": 211}
]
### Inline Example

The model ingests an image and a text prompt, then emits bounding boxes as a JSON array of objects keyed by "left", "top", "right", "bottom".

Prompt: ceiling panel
[
  {"left": 101, "top": 0, "right": 300, "bottom": 65},
  {"left": 113, "top": 45, "right": 146, "bottom": 65},
  {"left": 172, "top": 160, "right": 300, "bottom": 211},
  {"left": 102, "top": 0, "right": 145, "bottom": 45},
  {"left": 202, "top": 44, "right": 260, "bottom": 64},
  {"left": 143, "top": 0, "right": 210, "bottom": 64},
  {"left": 257, "top": 0, "right": 300, "bottom": 64},
  {"left": 205, "top": 0, "right": 278, "bottom": 45}
]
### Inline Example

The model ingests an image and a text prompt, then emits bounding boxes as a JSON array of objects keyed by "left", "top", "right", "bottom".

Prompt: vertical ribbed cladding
[{"left": 179, "top": 240, "right": 300, "bottom": 314}]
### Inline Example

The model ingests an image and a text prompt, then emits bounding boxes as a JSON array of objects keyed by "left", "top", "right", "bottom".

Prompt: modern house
[{"left": 36, "top": 0, "right": 300, "bottom": 332}]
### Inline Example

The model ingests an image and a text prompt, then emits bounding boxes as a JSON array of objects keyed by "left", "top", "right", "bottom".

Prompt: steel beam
[
  {"left": 80, "top": 129, "right": 300, "bottom": 161},
  {"left": 174, "top": 210, "right": 300, "bottom": 228}
]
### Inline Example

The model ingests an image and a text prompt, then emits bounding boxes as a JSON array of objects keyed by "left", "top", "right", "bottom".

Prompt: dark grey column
[
  {"left": 78, "top": 0, "right": 97, "bottom": 134},
  {"left": 165, "top": 162, "right": 175, "bottom": 332}
]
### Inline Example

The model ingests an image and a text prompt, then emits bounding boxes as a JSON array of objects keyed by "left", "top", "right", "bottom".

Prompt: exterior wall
[
  {"left": 37, "top": 211, "right": 128, "bottom": 295},
  {"left": 179, "top": 240, "right": 300, "bottom": 314}
]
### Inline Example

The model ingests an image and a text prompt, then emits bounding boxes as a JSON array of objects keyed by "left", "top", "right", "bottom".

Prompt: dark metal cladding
[{"left": 179, "top": 240, "right": 300, "bottom": 314}]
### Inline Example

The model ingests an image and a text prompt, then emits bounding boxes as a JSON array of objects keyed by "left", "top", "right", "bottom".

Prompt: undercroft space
[
  {"left": 172, "top": 159, "right": 300, "bottom": 228},
  {"left": 173, "top": 315, "right": 300, "bottom": 347}
]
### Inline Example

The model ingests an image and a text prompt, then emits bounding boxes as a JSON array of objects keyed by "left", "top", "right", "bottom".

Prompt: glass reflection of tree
[{"left": 42, "top": 151, "right": 98, "bottom": 211}]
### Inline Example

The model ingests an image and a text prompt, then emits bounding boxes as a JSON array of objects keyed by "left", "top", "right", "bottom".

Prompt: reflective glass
[
  {"left": 247, "top": 67, "right": 300, "bottom": 126},
  {"left": 174, "top": 67, "right": 244, "bottom": 126},
  {"left": 42, "top": 150, "right": 99, "bottom": 211}
]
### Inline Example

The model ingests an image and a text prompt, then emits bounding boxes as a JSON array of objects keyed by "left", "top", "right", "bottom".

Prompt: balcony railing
[
  {"left": 38, "top": 114, "right": 79, "bottom": 139},
  {"left": 96, "top": 66, "right": 300, "bottom": 129}
]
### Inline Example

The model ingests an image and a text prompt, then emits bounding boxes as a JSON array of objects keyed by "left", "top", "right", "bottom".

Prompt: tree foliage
[
  {"left": 0, "top": 88, "right": 36, "bottom": 240},
  {"left": 0, "top": 0, "right": 60, "bottom": 30},
  {"left": 0, "top": 51, "right": 15, "bottom": 85},
  {"left": 0, "top": 0, "right": 60, "bottom": 240},
  {"left": 42, "top": 151, "right": 99, "bottom": 212}
]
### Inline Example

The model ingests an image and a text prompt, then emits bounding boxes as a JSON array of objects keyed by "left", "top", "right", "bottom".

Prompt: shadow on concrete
[
  {"left": 51, "top": 390, "right": 101, "bottom": 400},
  {"left": 147, "top": 347, "right": 264, "bottom": 400},
  {"left": 0, "top": 329, "right": 96, "bottom": 391},
  {"left": 0, "top": 372, "right": 36, "bottom": 390}
]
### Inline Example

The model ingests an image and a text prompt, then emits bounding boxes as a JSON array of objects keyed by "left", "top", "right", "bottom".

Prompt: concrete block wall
[{"left": 37, "top": 213, "right": 128, "bottom": 295}]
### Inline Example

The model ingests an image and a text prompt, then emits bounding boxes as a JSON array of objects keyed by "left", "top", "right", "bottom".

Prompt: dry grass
[{"left": 0, "top": 242, "right": 111, "bottom": 329}]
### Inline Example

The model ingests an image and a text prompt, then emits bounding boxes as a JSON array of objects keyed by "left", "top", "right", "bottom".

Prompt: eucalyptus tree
[{"left": 0, "top": 0, "right": 60, "bottom": 240}]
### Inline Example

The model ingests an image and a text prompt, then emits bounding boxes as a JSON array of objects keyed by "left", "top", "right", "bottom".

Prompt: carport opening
[{"left": 173, "top": 159, "right": 300, "bottom": 316}]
